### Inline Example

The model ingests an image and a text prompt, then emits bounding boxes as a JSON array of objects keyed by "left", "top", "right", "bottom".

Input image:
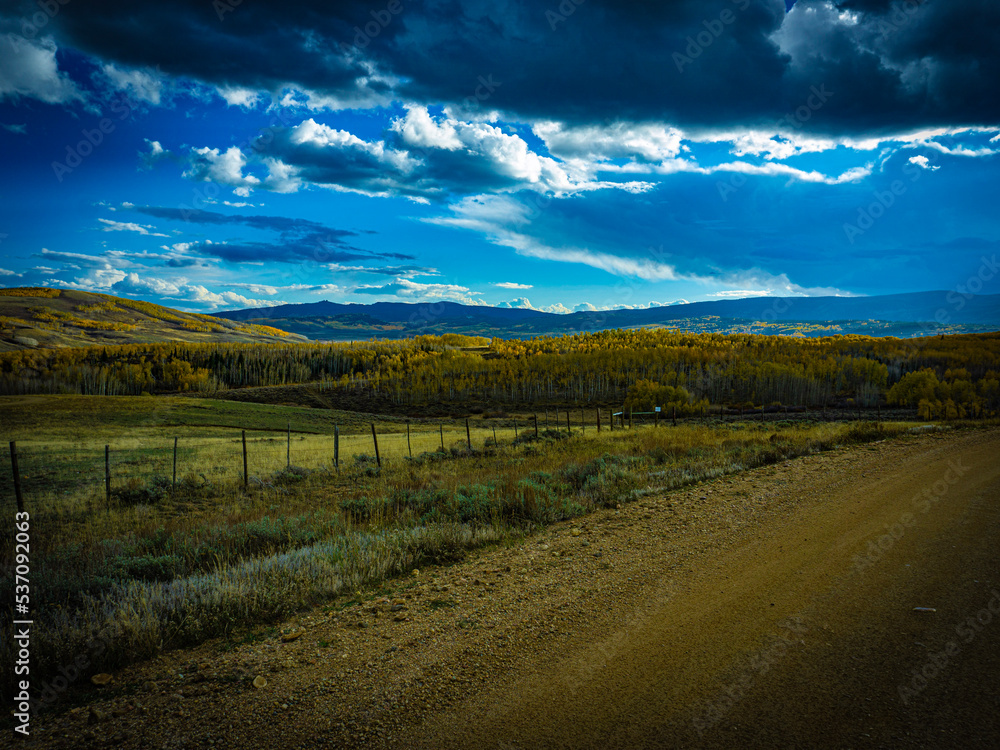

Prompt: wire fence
[
  {"left": 1, "top": 403, "right": 916, "bottom": 518},
  {"left": 1, "top": 410, "right": 618, "bottom": 517}
]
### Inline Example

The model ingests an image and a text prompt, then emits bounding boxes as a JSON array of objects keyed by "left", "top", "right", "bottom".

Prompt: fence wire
[
  {"left": 1, "top": 404, "right": 910, "bottom": 518},
  {"left": 1, "top": 416, "right": 581, "bottom": 516}
]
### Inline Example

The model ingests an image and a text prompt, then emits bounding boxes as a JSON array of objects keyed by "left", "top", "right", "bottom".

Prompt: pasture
[{"left": 0, "top": 393, "right": 945, "bottom": 707}]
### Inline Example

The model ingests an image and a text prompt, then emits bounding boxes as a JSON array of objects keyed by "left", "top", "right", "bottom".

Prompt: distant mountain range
[
  {"left": 3, "top": 288, "right": 997, "bottom": 350},
  {"left": 216, "top": 291, "right": 1000, "bottom": 341}
]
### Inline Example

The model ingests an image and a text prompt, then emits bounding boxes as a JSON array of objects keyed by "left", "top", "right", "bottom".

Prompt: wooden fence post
[
  {"left": 492, "top": 424, "right": 497, "bottom": 447},
  {"left": 287, "top": 422, "right": 291, "bottom": 468},
  {"left": 242, "top": 430, "right": 248, "bottom": 488},
  {"left": 581, "top": 408, "right": 585, "bottom": 435},
  {"left": 334, "top": 425, "right": 340, "bottom": 472},
  {"left": 566, "top": 410, "right": 571, "bottom": 434},
  {"left": 9, "top": 441, "right": 23, "bottom": 514},
  {"left": 407, "top": 421, "right": 412, "bottom": 459},
  {"left": 371, "top": 423, "right": 381, "bottom": 468},
  {"left": 514, "top": 418, "right": 518, "bottom": 439},
  {"left": 655, "top": 408, "right": 660, "bottom": 428},
  {"left": 545, "top": 409, "right": 549, "bottom": 428},
  {"left": 672, "top": 405, "right": 677, "bottom": 427},
  {"left": 466, "top": 418, "right": 472, "bottom": 451},
  {"left": 105, "top": 445, "right": 111, "bottom": 508},
  {"left": 597, "top": 409, "right": 601, "bottom": 433},
  {"left": 173, "top": 437, "right": 178, "bottom": 491},
  {"left": 534, "top": 414, "right": 539, "bottom": 439},
  {"left": 629, "top": 409, "right": 633, "bottom": 430},
  {"left": 761, "top": 405, "right": 765, "bottom": 424},
  {"left": 439, "top": 424, "right": 445, "bottom": 451}
]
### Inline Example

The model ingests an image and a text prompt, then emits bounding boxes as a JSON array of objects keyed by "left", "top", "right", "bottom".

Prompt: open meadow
[
  {"left": 0, "top": 390, "right": 937, "bottom": 707},
  {"left": 5, "top": 393, "right": 999, "bottom": 749}
]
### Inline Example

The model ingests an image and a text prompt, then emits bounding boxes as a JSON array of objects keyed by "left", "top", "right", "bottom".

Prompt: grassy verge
[{"left": 0, "top": 414, "right": 931, "bottom": 706}]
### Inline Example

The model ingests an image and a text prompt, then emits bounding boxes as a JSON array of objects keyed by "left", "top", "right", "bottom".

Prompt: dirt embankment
[{"left": 24, "top": 428, "right": 1000, "bottom": 749}]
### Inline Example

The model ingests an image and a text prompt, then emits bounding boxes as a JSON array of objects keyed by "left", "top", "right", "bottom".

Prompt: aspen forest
[{"left": 2, "top": 329, "right": 998, "bottom": 418}]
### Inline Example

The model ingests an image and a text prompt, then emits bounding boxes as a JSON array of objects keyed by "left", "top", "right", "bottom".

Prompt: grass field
[
  {"left": 0, "top": 392, "right": 955, "bottom": 707},
  {"left": 0, "top": 395, "right": 549, "bottom": 516}
]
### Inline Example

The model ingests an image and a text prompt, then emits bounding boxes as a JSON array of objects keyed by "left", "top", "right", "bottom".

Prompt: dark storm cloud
[
  {"left": 165, "top": 257, "right": 203, "bottom": 268},
  {"left": 771, "top": 0, "right": 1000, "bottom": 134},
  {"left": 851, "top": 0, "right": 1000, "bottom": 120},
  {"left": 13, "top": 0, "right": 1000, "bottom": 134},
  {"left": 5, "top": 0, "right": 381, "bottom": 102},
  {"left": 191, "top": 233, "right": 415, "bottom": 264},
  {"left": 833, "top": 0, "right": 893, "bottom": 11},
  {"left": 347, "top": 265, "right": 439, "bottom": 277},
  {"left": 381, "top": 0, "right": 793, "bottom": 128},
  {"left": 132, "top": 206, "right": 352, "bottom": 237},
  {"left": 188, "top": 238, "right": 371, "bottom": 264},
  {"left": 129, "top": 205, "right": 413, "bottom": 264}
]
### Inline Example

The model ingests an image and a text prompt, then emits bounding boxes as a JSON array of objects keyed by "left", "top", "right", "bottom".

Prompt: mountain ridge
[{"left": 215, "top": 291, "right": 1000, "bottom": 340}]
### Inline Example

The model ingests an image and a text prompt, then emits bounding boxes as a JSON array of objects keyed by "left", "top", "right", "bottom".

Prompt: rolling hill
[
  {"left": 215, "top": 291, "right": 1000, "bottom": 341},
  {"left": 6, "top": 287, "right": 998, "bottom": 350},
  {"left": 0, "top": 288, "right": 304, "bottom": 351}
]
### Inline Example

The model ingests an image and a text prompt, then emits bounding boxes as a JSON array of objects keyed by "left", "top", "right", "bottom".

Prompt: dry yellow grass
[{"left": 2, "top": 391, "right": 951, "bottom": 706}]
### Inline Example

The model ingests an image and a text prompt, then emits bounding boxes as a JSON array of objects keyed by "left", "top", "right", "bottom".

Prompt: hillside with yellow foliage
[{"left": 0, "top": 288, "right": 303, "bottom": 351}]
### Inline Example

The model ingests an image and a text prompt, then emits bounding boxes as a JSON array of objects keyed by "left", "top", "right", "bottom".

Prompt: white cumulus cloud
[
  {"left": 98, "top": 218, "right": 168, "bottom": 236},
  {"left": 0, "top": 34, "right": 83, "bottom": 105}
]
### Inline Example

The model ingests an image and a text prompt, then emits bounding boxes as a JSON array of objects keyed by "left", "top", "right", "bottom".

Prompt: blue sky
[{"left": 1, "top": 0, "right": 998, "bottom": 313}]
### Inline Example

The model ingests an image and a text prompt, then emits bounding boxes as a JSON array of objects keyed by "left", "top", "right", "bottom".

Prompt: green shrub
[
  {"left": 538, "top": 428, "right": 570, "bottom": 441},
  {"left": 405, "top": 450, "right": 448, "bottom": 466},
  {"left": 561, "top": 454, "right": 642, "bottom": 494},
  {"left": 582, "top": 465, "right": 641, "bottom": 507},
  {"left": 454, "top": 484, "right": 493, "bottom": 525},
  {"left": 273, "top": 466, "right": 310, "bottom": 484},
  {"left": 113, "top": 475, "right": 171, "bottom": 506}
]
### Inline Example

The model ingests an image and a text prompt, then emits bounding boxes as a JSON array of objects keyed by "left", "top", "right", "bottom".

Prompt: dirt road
[{"left": 27, "top": 428, "right": 1000, "bottom": 749}]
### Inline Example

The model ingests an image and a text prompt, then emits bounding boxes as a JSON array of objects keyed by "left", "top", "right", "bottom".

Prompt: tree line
[{"left": 1, "top": 330, "right": 998, "bottom": 415}]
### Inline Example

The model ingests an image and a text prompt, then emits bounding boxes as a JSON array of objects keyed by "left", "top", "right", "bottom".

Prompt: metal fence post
[{"left": 105, "top": 445, "right": 111, "bottom": 508}]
